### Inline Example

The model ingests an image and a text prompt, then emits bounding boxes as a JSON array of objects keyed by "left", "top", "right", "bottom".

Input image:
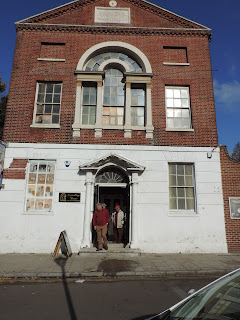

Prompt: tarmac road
[{"left": 0, "top": 277, "right": 217, "bottom": 320}]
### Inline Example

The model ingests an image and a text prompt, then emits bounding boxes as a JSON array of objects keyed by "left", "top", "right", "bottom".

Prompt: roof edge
[
  {"left": 15, "top": 0, "right": 79, "bottom": 24},
  {"left": 139, "top": 0, "right": 210, "bottom": 30}
]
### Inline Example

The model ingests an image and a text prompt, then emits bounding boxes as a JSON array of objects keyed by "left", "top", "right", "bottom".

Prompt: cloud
[{"left": 213, "top": 79, "right": 240, "bottom": 112}]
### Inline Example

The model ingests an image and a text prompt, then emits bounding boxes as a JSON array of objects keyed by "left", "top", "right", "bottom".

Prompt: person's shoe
[
  {"left": 104, "top": 245, "right": 108, "bottom": 250},
  {"left": 96, "top": 248, "right": 102, "bottom": 251}
]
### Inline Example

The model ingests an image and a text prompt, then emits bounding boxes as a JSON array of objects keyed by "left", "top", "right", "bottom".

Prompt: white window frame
[
  {"left": 168, "top": 163, "right": 197, "bottom": 215},
  {"left": 31, "top": 82, "right": 62, "bottom": 129},
  {"left": 24, "top": 160, "right": 56, "bottom": 215},
  {"left": 165, "top": 86, "right": 194, "bottom": 132}
]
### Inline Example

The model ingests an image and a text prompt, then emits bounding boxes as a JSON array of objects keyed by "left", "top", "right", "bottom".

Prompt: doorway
[{"left": 93, "top": 185, "right": 130, "bottom": 246}]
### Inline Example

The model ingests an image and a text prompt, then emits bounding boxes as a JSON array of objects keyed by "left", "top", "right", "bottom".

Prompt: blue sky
[{"left": 1, "top": 0, "right": 239, "bottom": 153}]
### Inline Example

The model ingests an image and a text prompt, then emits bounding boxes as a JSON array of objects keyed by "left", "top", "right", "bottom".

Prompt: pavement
[{"left": 1, "top": 247, "right": 240, "bottom": 279}]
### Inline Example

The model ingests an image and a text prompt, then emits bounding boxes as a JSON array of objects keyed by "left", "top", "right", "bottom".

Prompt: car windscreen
[{"left": 166, "top": 271, "right": 240, "bottom": 320}]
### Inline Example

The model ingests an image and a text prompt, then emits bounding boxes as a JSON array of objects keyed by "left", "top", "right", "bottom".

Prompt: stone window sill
[
  {"left": 22, "top": 211, "right": 54, "bottom": 216},
  {"left": 166, "top": 128, "right": 194, "bottom": 132},
  {"left": 163, "top": 62, "right": 190, "bottom": 66},
  {"left": 168, "top": 210, "right": 197, "bottom": 217},
  {"left": 30, "top": 124, "right": 61, "bottom": 129},
  {"left": 37, "top": 58, "right": 66, "bottom": 62}
]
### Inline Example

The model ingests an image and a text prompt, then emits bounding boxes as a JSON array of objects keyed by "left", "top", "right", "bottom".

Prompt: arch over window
[
  {"left": 95, "top": 167, "right": 129, "bottom": 184},
  {"left": 76, "top": 41, "right": 152, "bottom": 73},
  {"left": 85, "top": 52, "right": 143, "bottom": 73}
]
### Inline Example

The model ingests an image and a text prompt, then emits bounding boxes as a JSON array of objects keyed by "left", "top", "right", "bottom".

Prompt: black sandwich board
[{"left": 52, "top": 230, "right": 72, "bottom": 258}]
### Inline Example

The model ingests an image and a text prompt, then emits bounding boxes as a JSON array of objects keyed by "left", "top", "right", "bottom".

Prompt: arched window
[{"left": 73, "top": 43, "right": 154, "bottom": 139}]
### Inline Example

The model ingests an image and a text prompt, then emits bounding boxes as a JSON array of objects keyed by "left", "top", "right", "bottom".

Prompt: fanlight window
[
  {"left": 85, "top": 52, "right": 143, "bottom": 73},
  {"left": 96, "top": 170, "right": 127, "bottom": 184}
]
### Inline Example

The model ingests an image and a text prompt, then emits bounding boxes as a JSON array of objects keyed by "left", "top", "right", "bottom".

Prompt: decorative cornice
[{"left": 16, "top": 23, "right": 211, "bottom": 38}]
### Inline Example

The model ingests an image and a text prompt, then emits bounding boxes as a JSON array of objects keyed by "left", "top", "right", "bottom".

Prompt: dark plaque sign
[{"left": 59, "top": 193, "right": 81, "bottom": 202}]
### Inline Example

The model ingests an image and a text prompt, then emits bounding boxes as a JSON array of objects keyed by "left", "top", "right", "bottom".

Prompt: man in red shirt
[{"left": 93, "top": 203, "right": 110, "bottom": 251}]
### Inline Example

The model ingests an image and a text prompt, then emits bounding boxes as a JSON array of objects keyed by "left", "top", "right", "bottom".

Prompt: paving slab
[{"left": 0, "top": 252, "right": 240, "bottom": 279}]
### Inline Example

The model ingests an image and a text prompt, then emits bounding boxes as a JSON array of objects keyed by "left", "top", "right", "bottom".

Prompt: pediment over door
[{"left": 79, "top": 153, "right": 145, "bottom": 173}]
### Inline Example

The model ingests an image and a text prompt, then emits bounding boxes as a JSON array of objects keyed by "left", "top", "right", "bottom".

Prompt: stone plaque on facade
[{"left": 95, "top": 7, "right": 131, "bottom": 24}]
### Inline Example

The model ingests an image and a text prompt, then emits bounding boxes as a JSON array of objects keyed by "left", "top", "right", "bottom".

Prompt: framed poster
[{"left": 229, "top": 197, "right": 240, "bottom": 219}]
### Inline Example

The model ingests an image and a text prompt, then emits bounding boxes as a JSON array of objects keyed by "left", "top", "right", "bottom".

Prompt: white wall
[{"left": 0, "top": 143, "right": 227, "bottom": 253}]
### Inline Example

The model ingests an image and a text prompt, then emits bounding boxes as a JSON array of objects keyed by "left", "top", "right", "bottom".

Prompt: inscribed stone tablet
[{"left": 95, "top": 7, "right": 131, "bottom": 24}]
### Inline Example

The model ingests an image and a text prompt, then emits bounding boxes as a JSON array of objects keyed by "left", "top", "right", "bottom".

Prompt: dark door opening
[{"left": 93, "top": 186, "right": 130, "bottom": 247}]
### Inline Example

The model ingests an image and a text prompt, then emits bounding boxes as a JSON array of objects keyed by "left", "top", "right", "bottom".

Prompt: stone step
[{"left": 78, "top": 243, "right": 141, "bottom": 256}]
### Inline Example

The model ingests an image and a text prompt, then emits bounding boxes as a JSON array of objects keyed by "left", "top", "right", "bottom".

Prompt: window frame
[
  {"left": 31, "top": 82, "right": 62, "bottom": 129},
  {"left": 24, "top": 160, "right": 56, "bottom": 215},
  {"left": 165, "top": 86, "right": 193, "bottom": 132},
  {"left": 168, "top": 162, "right": 197, "bottom": 214}
]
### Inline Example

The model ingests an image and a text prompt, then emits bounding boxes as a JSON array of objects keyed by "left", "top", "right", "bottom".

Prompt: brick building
[{"left": 0, "top": 0, "right": 228, "bottom": 253}]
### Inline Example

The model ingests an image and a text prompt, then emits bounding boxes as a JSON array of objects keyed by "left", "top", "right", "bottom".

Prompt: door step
[{"left": 78, "top": 243, "right": 141, "bottom": 256}]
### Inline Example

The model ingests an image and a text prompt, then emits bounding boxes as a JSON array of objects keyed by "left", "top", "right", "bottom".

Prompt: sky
[{"left": 0, "top": 0, "right": 239, "bottom": 153}]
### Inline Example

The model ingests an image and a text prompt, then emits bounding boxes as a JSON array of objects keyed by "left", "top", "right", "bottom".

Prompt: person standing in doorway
[
  {"left": 93, "top": 203, "right": 110, "bottom": 251},
  {"left": 112, "top": 204, "right": 125, "bottom": 243}
]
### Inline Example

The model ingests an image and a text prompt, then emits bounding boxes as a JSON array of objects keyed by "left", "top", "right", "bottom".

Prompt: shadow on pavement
[{"left": 54, "top": 257, "right": 78, "bottom": 320}]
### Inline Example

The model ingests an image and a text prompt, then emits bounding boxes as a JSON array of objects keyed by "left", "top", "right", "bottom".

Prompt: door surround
[{"left": 79, "top": 153, "right": 145, "bottom": 249}]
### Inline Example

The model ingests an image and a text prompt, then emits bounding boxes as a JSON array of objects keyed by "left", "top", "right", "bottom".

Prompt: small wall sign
[
  {"left": 229, "top": 197, "right": 240, "bottom": 219},
  {"left": 59, "top": 193, "right": 81, "bottom": 202}
]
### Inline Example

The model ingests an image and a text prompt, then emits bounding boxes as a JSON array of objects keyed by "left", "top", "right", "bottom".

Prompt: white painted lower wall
[{"left": 0, "top": 143, "right": 227, "bottom": 254}]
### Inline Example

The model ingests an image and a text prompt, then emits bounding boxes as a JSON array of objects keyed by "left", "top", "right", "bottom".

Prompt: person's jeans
[{"left": 96, "top": 224, "right": 108, "bottom": 249}]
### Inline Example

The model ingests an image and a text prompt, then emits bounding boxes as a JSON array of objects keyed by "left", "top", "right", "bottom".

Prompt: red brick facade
[
  {"left": 220, "top": 146, "right": 240, "bottom": 253},
  {"left": 3, "top": 159, "right": 28, "bottom": 179},
  {"left": 3, "top": 0, "right": 217, "bottom": 147}
]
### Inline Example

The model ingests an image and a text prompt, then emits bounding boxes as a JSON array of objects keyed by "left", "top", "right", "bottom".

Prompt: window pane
[
  {"left": 185, "top": 165, "right": 193, "bottom": 176},
  {"left": 36, "top": 105, "right": 44, "bottom": 114},
  {"left": 187, "top": 198, "right": 194, "bottom": 210},
  {"left": 174, "top": 89, "right": 181, "bottom": 98},
  {"left": 42, "top": 114, "right": 51, "bottom": 124},
  {"left": 52, "top": 105, "right": 60, "bottom": 114},
  {"left": 54, "top": 84, "right": 62, "bottom": 94},
  {"left": 186, "top": 188, "right": 194, "bottom": 198},
  {"left": 53, "top": 94, "right": 61, "bottom": 103},
  {"left": 169, "top": 175, "right": 176, "bottom": 186},
  {"left": 38, "top": 83, "right": 46, "bottom": 94},
  {"left": 82, "top": 115, "right": 88, "bottom": 124},
  {"left": 174, "top": 109, "right": 181, "bottom": 117},
  {"left": 169, "top": 187, "right": 177, "bottom": 197},
  {"left": 169, "top": 164, "right": 176, "bottom": 174},
  {"left": 166, "top": 99, "right": 174, "bottom": 108},
  {"left": 177, "top": 187, "right": 185, "bottom": 197},
  {"left": 185, "top": 176, "right": 193, "bottom": 186},
  {"left": 37, "top": 94, "right": 45, "bottom": 103},
  {"left": 167, "top": 109, "right": 173, "bottom": 117},
  {"left": 174, "top": 99, "right": 181, "bottom": 108},
  {"left": 177, "top": 175, "right": 184, "bottom": 186},
  {"left": 170, "top": 198, "right": 177, "bottom": 209},
  {"left": 45, "top": 94, "right": 53, "bottom": 103},
  {"left": 178, "top": 198, "right": 186, "bottom": 209},
  {"left": 167, "top": 118, "right": 174, "bottom": 128},
  {"left": 46, "top": 84, "right": 54, "bottom": 93},
  {"left": 177, "top": 165, "right": 184, "bottom": 175},
  {"left": 166, "top": 89, "right": 173, "bottom": 98},
  {"left": 181, "top": 89, "right": 188, "bottom": 98},
  {"left": 52, "top": 115, "right": 59, "bottom": 124},
  {"left": 44, "top": 105, "right": 52, "bottom": 114}
]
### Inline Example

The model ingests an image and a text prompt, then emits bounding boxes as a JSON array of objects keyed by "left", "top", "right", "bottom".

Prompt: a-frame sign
[{"left": 52, "top": 230, "right": 72, "bottom": 258}]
